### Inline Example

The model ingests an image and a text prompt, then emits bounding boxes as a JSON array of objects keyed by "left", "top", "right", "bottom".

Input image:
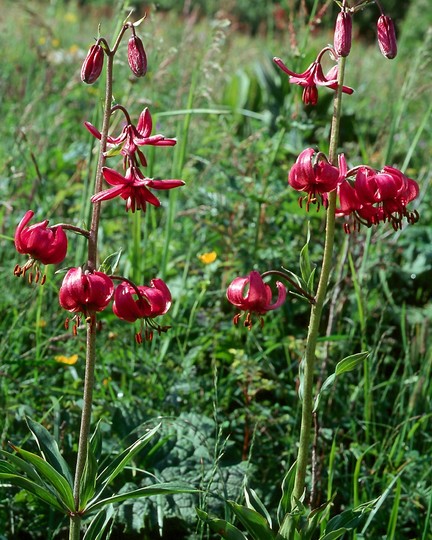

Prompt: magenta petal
[
  {"left": 146, "top": 179, "right": 185, "bottom": 190},
  {"left": 91, "top": 185, "right": 125, "bottom": 203},
  {"left": 102, "top": 167, "right": 130, "bottom": 186},
  {"left": 136, "top": 108, "right": 152, "bottom": 137},
  {"left": 226, "top": 276, "right": 250, "bottom": 308},
  {"left": 267, "top": 281, "right": 287, "bottom": 311}
]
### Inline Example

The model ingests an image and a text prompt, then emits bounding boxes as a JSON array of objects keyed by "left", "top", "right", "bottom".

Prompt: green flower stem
[
  {"left": 69, "top": 46, "right": 116, "bottom": 540},
  {"left": 280, "top": 57, "right": 347, "bottom": 535}
]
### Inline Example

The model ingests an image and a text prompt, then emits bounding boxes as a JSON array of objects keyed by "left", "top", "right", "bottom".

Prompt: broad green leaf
[
  {"left": 196, "top": 508, "right": 247, "bottom": 540},
  {"left": 25, "top": 417, "right": 73, "bottom": 486},
  {"left": 83, "top": 504, "right": 115, "bottom": 540},
  {"left": 0, "top": 450, "right": 44, "bottom": 485},
  {"left": 277, "top": 461, "right": 297, "bottom": 519},
  {"left": 334, "top": 352, "right": 369, "bottom": 376},
  {"left": 0, "top": 472, "right": 65, "bottom": 512},
  {"left": 313, "top": 352, "right": 368, "bottom": 413},
  {"left": 320, "top": 529, "right": 348, "bottom": 540},
  {"left": 229, "top": 501, "right": 276, "bottom": 540},
  {"left": 94, "top": 424, "right": 160, "bottom": 501},
  {"left": 325, "top": 509, "right": 364, "bottom": 532},
  {"left": 87, "top": 481, "right": 197, "bottom": 513},
  {"left": 245, "top": 486, "right": 272, "bottom": 529},
  {"left": 10, "top": 444, "right": 74, "bottom": 511},
  {"left": 79, "top": 442, "right": 98, "bottom": 511},
  {"left": 99, "top": 249, "right": 122, "bottom": 276}
]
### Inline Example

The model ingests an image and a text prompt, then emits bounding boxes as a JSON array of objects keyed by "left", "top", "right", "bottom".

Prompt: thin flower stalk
[
  {"left": 281, "top": 57, "right": 347, "bottom": 525},
  {"left": 69, "top": 25, "right": 129, "bottom": 540}
]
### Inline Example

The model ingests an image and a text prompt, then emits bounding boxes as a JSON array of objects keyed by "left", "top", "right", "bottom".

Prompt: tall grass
[{"left": 0, "top": 1, "right": 431, "bottom": 538}]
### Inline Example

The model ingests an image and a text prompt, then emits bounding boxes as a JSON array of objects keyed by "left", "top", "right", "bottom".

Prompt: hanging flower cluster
[
  {"left": 12, "top": 20, "right": 179, "bottom": 343},
  {"left": 226, "top": 2, "right": 415, "bottom": 328},
  {"left": 273, "top": 2, "right": 397, "bottom": 106}
]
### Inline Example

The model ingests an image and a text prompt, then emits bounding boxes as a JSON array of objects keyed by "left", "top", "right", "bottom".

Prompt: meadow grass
[{"left": 0, "top": 1, "right": 431, "bottom": 538}]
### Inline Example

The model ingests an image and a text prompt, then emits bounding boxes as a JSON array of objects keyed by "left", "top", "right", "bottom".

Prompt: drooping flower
[
  {"left": 377, "top": 15, "right": 397, "bottom": 59},
  {"left": 354, "top": 166, "right": 419, "bottom": 228},
  {"left": 334, "top": 11, "right": 352, "bottom": 57},
  {"left": 59, "top": 267, "right": 114, "bottom": 315},
  {"left": 91, "top": 166, "right": 185, "bottom": 212},
  {"left": 288, "top": 148, "right": 342, "bottom": 208},
  {"left": 113, "top": 279, "right": 172, "bottom": 341},
  {"left": 226, "top": 270, "right": 286, "bottom": 329},
  {"left": 14, "top": 210, "right": 68, "bottom": 268},
  {"left": 84, "top": 107, "right": 176, "bottom": 167},
  {"left": 81, "top": 44, "right": 104, "bottom": 84},
  {"left": 337, "top": 163, "right": 419, "bottom": 231},
  {"left": 273, "top": 47, "right": 354, "bottom": 105},
  {"left": 128, "top": 34, "right": 147, "bottom": 77}
]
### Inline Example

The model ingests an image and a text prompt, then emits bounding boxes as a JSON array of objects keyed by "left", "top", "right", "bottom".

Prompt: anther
[{"left": 41, "top": 274, "right": 47, "bottom": 285}]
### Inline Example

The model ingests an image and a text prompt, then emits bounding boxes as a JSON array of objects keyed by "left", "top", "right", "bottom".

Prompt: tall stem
[
  {"left": 68, "top": 50, "right": 115, "bottom": 540},
  {"left": 295, "top": 56, "right": 347, "bottom": 500},
  {"left": 279, "top": 56, "right": 347, "bottom": 535}
]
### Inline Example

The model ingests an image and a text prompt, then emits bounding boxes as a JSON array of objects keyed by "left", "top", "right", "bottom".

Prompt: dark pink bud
[
  {"left": 377, "top": 15, "right": 397, "bottom": 59},
  {"left": 334, "top": 11, "right": 352, "bottom": 57},
  {"left": 127, "top": 35, "right": 147, "bottom": 77},
  {"left": 14, "top": 210, "right": 68, "bottom": 265},
  {"left": 81, "top": 44, "right": 104, "bottom": 84},
  {"left": 59, "top": 267, "right": 114, "bottom": 314}
]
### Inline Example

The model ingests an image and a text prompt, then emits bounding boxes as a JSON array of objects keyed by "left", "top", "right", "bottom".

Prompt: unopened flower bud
[
  {"left": 128, "top": 35, "right": 147, "bottom": 77},
  {"left": 334, "top": 11, "right": 352, "bottom": 57},
  {"left": 377, "top": 15, "right": 397, "bottom": 59},
  {"left": 81, "top": 44, "right": 104, "bottom": 84}
]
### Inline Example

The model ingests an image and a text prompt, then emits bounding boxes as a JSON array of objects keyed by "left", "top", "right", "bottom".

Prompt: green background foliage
[{"left": 0, "top": 0, "right": 431, "bottom": 538}]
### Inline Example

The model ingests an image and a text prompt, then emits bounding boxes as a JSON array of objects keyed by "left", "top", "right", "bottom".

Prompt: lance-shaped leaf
[
  {"left": 26, "top": 417, "right": 73, "bottom": 486},
  {"left": 313, "top": 352, "right": 369, "bottom": 412},
  {"left": 87, "top": 482, "right": 198, "bottom": 513},
  {"left": 9, "top": 444, "right": 74, "bottom": 511},
  {"left": 92, "top": 424, "right": 160, "bottom": 503},
  {"left": 229, "top": 501, "right": 276, "bottom": 540},
  {"left": 196, "top": 508, "right": 248, "bottom": 540},
  {"left": 79, "top": 442, "right": 98, "bottom": 511},
  {"left": 83, "top": 504, "right": 115, "bottom": 540},
  {"left": 0, "top": 470, "right": 65, "bottom": 512}
]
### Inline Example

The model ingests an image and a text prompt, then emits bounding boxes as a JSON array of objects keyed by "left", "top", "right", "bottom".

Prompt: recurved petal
[
  {"left": 136, "top": 107, "right": 152, "bottom": 137},
  {"left": 91, "top": 185, "right": 125, "bottom": 203},
  {"left": 266, "top": 281, "right": 287, "bottom": 311}
]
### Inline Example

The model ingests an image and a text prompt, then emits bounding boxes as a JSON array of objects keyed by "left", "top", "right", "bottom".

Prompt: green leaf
[
  {"left": 320, "top": 529, "right": 348, "bottom": 540},
  {"left": 99, "top": 249, "right": 122, "bottom": 275},
  {"left": 313, "top": 352, "right": 368, "bottom": 413},
  {"left": 334, "top": 352, "right": 369, "bottom": 376},
  {"left": 10, "top": 444, "right": 74, "bottom": 511},
  {"left": 79, "top": 442, "right": 98, "bottom": 511},
  {"left": 196, "top": 508, "right": 248, "bottom": 540},
  {"left": 93, "top": 424, "right": 160, "bottom": 501},
  {"left": 25, "top": 417, "right": 73, "bottom": 486},
  {"left": 83, "top": 504, "right": 115, "bottom": 540},
  {"left": 0, "top": 472, "right": 65, "bottom": 512},
  {"left": 87, "top": 482, "right": 197, "bottom": 513},
  {"left": 245, "top": 486, "right": 273, "bottom": 529},
  {"left": 0, "top": 450, "right": 44, "bottom": 485},
  {"left": 229, "top": 501, "right": 276, "bottom": 540},
  {"left": 325, "top": 509, "right": 364, "bottom": 532},
  {"left": 299, "top": 224, "right": 312, "bottom": 285},
  {"left": 277, "top": 462, "right": 297, "bottom": 519}
]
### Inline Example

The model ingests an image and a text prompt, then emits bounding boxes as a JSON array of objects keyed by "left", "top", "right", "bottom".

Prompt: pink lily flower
[
  {"left": 226, "top": 270, "right": 286, "bottom": 329},
  {"left": 84, "top": 107, "right": 176, "bottom": 167},
  {"left": 273, "top": 47, "right": 354, "bottom": 105},
  {"left": 59, "top": 267, "right": 114, "bottom": 315},
  {"left": 91, "top": 166, "right": 185, "bottom": 212},
  {"left": 113, "top": 279, "right": 172, "bottom": 342},
  {"left": 14, "top": 210, "right": 68, "bottom": 265},
  {"left": 288, "top": 148, "right": 343, "bottom": 209}
]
